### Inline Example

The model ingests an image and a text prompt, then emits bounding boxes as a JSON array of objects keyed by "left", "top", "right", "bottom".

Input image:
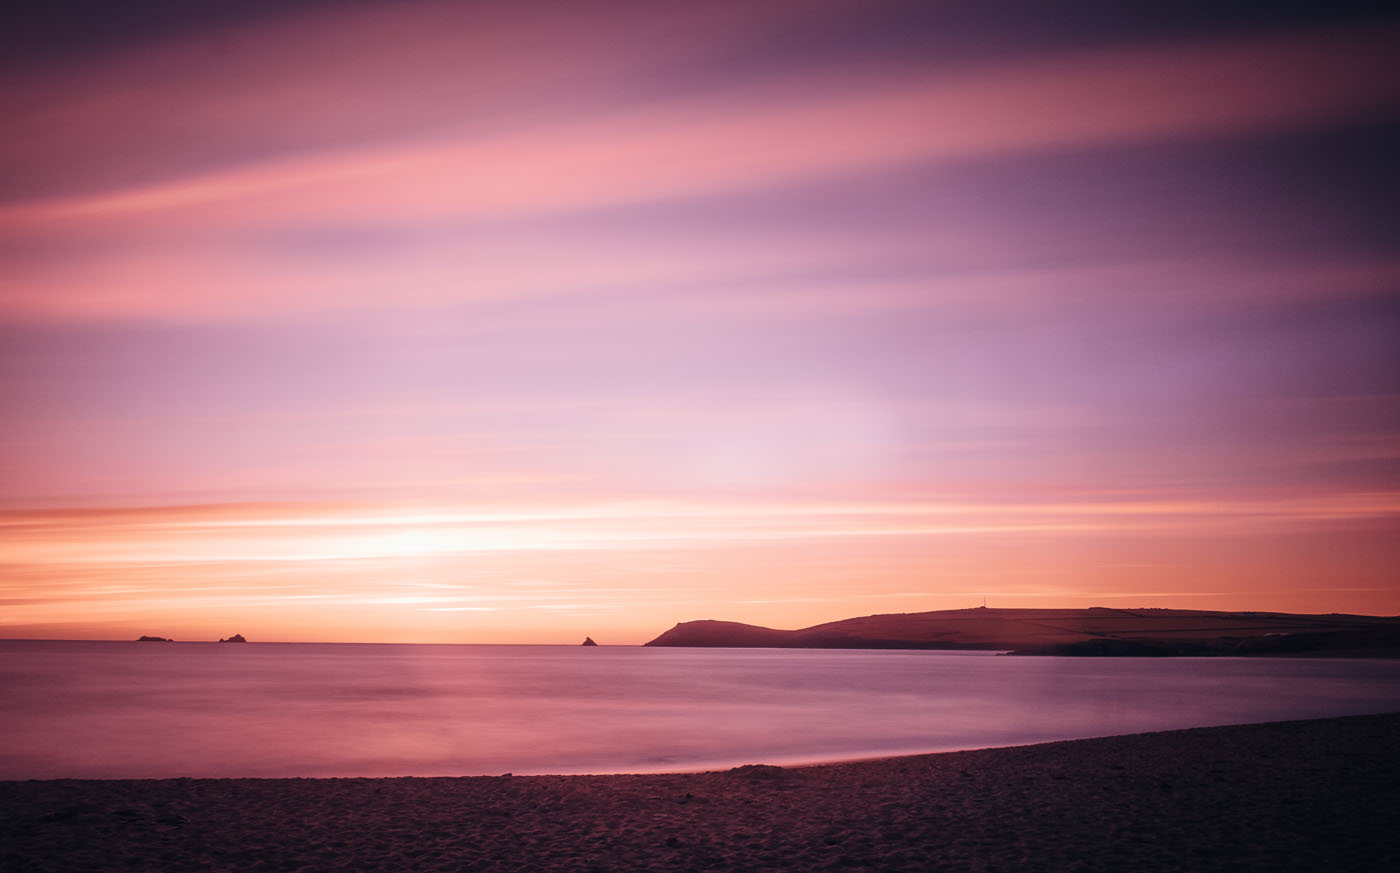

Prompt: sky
[{"left": 2, "top": 0, "right": 1398, "bottom": 643}]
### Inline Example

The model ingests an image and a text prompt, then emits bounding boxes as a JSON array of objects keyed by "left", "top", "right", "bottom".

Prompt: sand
[{"left": 2, "top": 714, "right": 1397, "bottom": 873}]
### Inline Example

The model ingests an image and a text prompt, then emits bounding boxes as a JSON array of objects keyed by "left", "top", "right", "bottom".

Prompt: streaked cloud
[
  {"left": 2, "top": 1, "right": 1397, "bottom": 639},
  {"left": 2, "top": 18, "right": 1398, "bottom": 324}
]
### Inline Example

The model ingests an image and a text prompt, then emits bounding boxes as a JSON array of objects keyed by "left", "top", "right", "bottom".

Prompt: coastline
[{"left": 4, "top": 713, "right": 1397, "bottom": 872}]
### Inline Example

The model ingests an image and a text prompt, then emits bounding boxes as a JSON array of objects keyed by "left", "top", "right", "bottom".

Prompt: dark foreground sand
[{"left": 3, "top": 714, "right": 1397, "bottom": 873}]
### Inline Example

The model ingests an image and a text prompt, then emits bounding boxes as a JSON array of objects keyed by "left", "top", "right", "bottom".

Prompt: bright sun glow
[{"left": 2, "top": 1, "right": 1397, "bottom": 643}]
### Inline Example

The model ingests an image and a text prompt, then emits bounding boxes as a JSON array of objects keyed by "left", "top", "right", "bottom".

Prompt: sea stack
[
  {"left": 136, "top": 635, "right": 172, "bottom": 642},
  {"left": 581, "top": 637, "right": 598, "bottom": 646},
  {"left": 219, "top": 634, "right": 247, "bottom": 643}
]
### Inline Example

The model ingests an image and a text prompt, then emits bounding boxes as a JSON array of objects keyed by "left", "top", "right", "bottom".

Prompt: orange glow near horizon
[
  {"left": 2, "top": 1, "right": 1398, "bottom": 642},
  {"left": 3, "top": 490, "right": 1397, "bottom": 644}
]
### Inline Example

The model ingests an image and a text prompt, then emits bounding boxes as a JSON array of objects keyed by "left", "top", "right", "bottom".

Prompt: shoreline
[{"left": 4, "top": 714, "right": 1397, "bottom": 872}]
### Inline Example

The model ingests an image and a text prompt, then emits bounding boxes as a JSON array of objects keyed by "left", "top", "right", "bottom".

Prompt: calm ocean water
[{"left": 2, "top": 640, "right": 1398, "bottom": 779}]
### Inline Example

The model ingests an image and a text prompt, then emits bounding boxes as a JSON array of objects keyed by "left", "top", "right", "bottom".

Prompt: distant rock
[
  {"left": 136, "top": 635, "right": 172, "bottom": 642},
  {"left": 728, "top": 764, "right": 785, "bottom": 779},
  {"left": 581, "top": 636, "right": 598, "bottom": 646},
  {"left": 219, "top": 634, "right": 247, "bottom": 643}
]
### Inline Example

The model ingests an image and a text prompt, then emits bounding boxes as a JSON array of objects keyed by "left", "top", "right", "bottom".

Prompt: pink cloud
[
  {"left": 2, "top": 3, "right": 1397, "bottom": 640},
  {"left": 8, "top": 21, "right": 1398, "bottom": 231},
  {"left": 2, "top": 15, "right": 1395, "bottom": 323}
]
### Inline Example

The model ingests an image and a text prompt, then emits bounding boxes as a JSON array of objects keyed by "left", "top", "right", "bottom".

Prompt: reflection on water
[{"left": 2, "top": 640, "right": 1398, "bottom": 778}]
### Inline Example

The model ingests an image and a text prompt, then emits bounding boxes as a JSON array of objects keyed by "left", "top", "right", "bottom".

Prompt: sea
[{"left": 2, "top": 640, "right": 1399, "bottom": 780}]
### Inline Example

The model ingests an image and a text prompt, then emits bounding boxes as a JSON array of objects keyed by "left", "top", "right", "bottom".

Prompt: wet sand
[{"left": 3, "top": 713, "right": 1396, "bottom": 872}]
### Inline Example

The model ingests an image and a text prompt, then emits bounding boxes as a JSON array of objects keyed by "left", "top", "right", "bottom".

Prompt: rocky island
[{"left": 218, "top": 634, "right": 247, "bottom": 643}]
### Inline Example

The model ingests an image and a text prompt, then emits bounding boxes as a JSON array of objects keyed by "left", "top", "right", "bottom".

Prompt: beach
[{"left": 2, "top": 713, "right": 1396, "bottom": 872}]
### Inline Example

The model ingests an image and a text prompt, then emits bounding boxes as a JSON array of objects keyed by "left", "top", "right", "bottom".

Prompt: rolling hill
[{"left": 643, "top": 607, "right": 1400, "bottom": 655}]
